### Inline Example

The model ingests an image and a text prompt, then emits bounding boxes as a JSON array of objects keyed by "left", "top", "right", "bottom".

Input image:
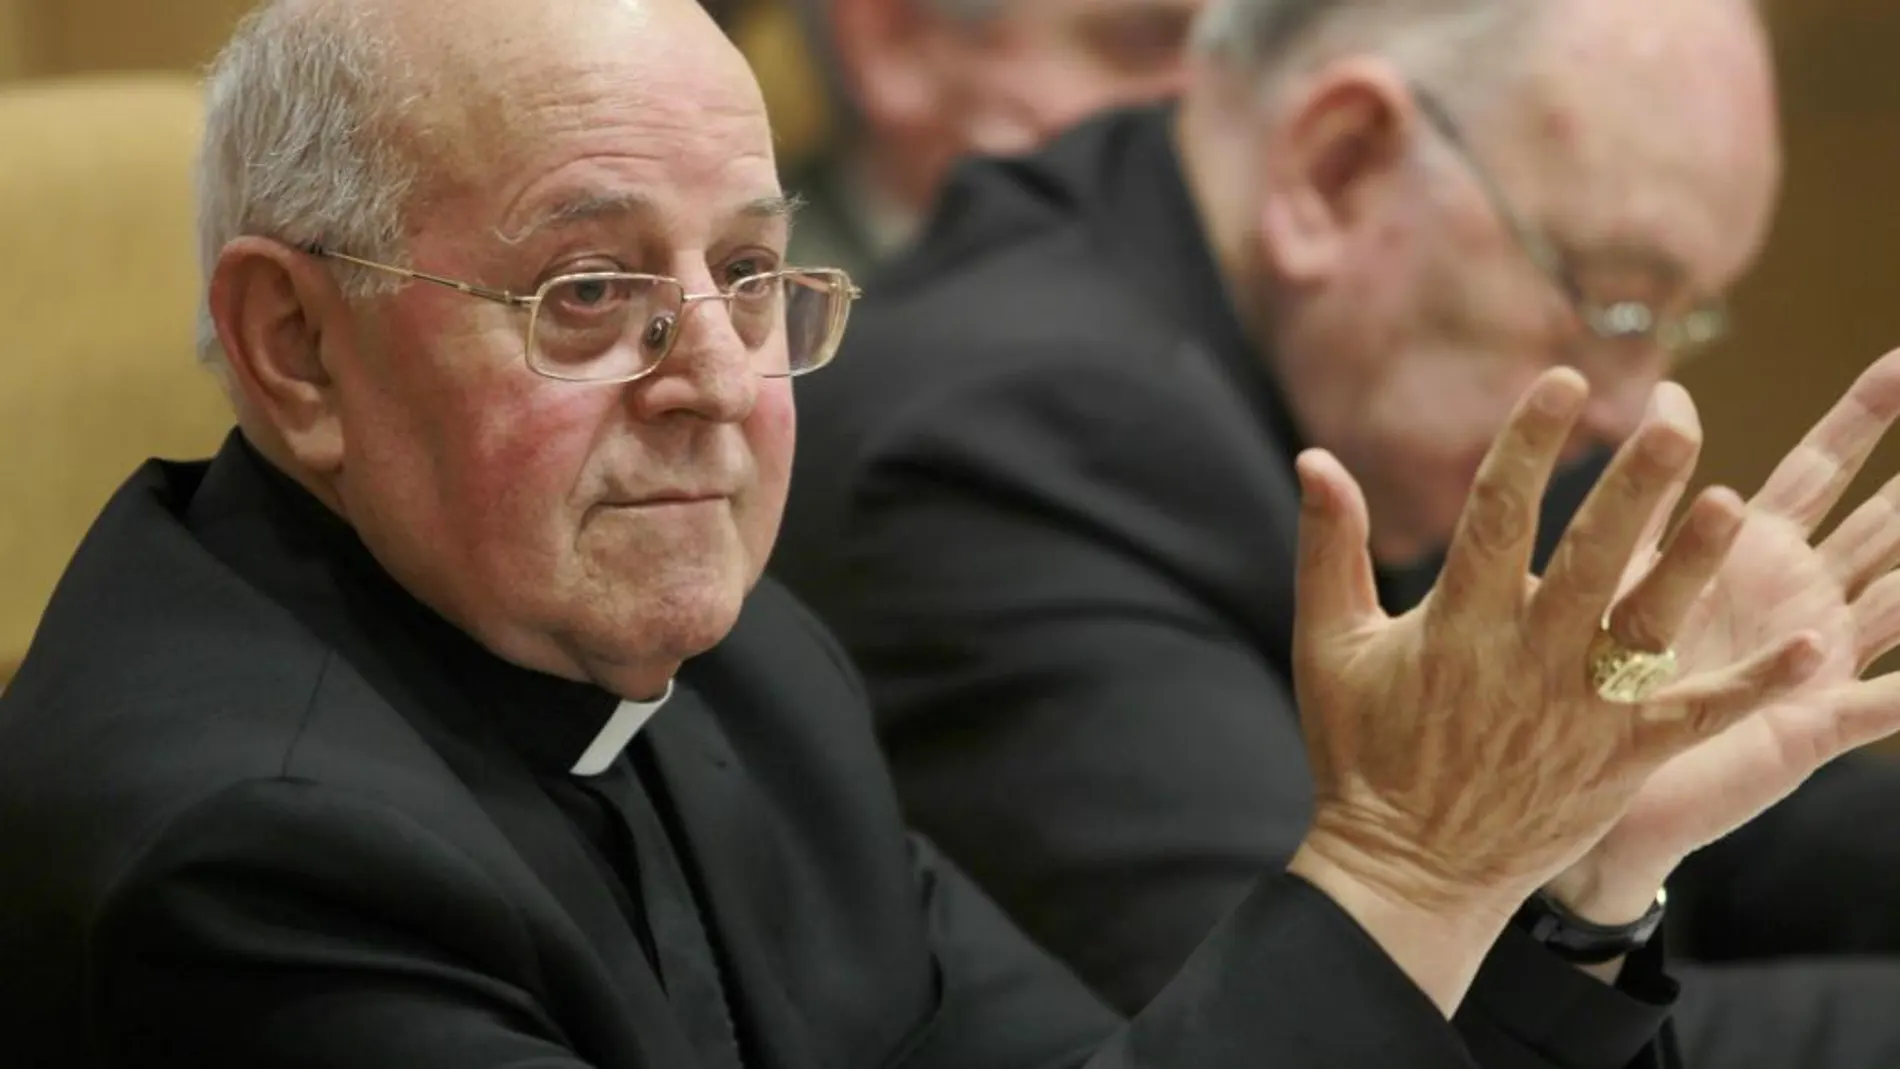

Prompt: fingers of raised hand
[
  {"left": 1606, "top": 487, "right": 1747, "bottom": 653},
  {"left": 1531, "top": 383, "right": 1705, "bottom": 645},
  {"left": 1753, "top": 349, "right": 1900, "bottom": 535},
  {"left": 1436, "top": 369, "right": 1588, "bottom": 618},
  {"left": 1635, "top": 630, "right": 1825, "bottom": 754},
  {"left": 1294, "top": 448, "right": 1384, "bottom": 645},
  {"left": 1820, "top": 472, "right": 1900, "bottom": 600}
]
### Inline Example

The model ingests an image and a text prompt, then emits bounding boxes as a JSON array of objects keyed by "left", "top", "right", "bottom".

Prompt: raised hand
[
  {"left": 1283, "top": 367, "right": 1822, "bottom": 1014},
  {"left": 1550, "top": 349, "right": 1900, "bottom": 922}
]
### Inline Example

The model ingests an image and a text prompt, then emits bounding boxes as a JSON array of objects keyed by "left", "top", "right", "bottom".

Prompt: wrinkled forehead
[{"left": 389, "top": 0, "right": 781, "bottom": 244}]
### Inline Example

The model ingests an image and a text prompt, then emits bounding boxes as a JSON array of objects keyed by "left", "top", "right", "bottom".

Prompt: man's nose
[{"left": 627, "top": 292, "right": 762, "bottom": 424}]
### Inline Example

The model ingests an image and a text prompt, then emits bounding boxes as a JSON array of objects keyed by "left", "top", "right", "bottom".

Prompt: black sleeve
[
  {"left": 901, "top": 827, "right": 1675, "bottom": 1069},
  {"left": 92, "top": 779, "right": 593, "bottom": 1068}
]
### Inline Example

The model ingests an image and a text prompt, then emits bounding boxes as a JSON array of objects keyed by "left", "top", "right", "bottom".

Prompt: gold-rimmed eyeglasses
[
  {"left": 305, "top": 245, "right": 863, "bottom": 384},
  {"left": 1409, "top": 87, "right": 1730, "bottom": 361}
]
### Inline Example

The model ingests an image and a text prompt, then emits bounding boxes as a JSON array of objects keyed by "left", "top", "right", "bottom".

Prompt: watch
[{"left": 1514, "top": 887, "right": 1668, "bottom": 965}]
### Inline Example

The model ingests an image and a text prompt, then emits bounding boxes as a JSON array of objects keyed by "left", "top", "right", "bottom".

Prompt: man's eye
[
  {"left": 724, "top": 258, "right": 768, "bottom": 284},
  {"left": 571, "top": 278, "right": 614, "bottom": 305}
]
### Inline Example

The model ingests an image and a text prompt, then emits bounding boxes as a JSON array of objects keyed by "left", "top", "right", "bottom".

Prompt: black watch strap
[{"left": 1514, "top": 887, "right": 1668, "bottom": 965}]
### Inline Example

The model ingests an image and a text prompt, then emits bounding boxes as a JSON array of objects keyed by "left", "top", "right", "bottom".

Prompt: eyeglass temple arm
[
  {"left": 302, "top": 243, "right": 530, "bottom": 307},
  {"left": 1406, "top": 85, "right": 1585, "bottom": 306}
]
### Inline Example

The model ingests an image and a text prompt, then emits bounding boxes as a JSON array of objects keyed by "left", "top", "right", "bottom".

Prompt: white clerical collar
[{"left": 569, "top": 679, "right": 675, "bottom": 777}]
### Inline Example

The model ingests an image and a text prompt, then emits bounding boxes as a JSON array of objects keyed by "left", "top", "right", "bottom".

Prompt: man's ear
[
  {"left": 832, "top": 0, "right": 962, "bottom": 134},
  {"left": 1257, "top": 59, "right": 1419, "bottom": 286},
  {"left": 206, "top": 237, "right": 349, "bottom": 475}
]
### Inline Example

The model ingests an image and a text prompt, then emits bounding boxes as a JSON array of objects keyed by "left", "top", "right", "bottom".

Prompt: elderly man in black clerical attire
[{"left": 6, "top": 0, "right": 1900, "bottom": 1066}]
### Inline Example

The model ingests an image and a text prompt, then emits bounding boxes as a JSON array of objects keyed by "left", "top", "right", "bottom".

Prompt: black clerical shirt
[{"left": 239, "top": 438, "right": 748, "bottom": 1069}]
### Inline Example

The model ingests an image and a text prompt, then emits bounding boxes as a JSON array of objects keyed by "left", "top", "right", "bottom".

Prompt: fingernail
[
  {"left": 1297, "top": 457, "right": 1327, "bottom": 509},
  {"left": 1692, "top": 489, "right": 1742, "bottom": 533},
  {"left": 1652, "top": 382, "right": 1699, "bottom": 426},
  {"left": 1645, "top": 428, "right": 1695, "bottom": 466},
  {"left": 1696, "top": 506, "right": 1740, "bottom": 545},
  {"left": 1536, "top": 374, "right": 1584, "bottom": 415}
]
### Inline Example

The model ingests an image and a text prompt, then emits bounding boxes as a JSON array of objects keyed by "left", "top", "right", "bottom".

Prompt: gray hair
[
  {"left": 194, "top": 0, "right": 420, "bottom": 369},
  {"left": 1190, "top": 0, "right": 1545, "bottom": 105}
]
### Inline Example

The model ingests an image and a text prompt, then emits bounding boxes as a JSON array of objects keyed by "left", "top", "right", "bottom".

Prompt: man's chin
[{"left": 593, "top": 576, "right": 750, "bottom": 665}]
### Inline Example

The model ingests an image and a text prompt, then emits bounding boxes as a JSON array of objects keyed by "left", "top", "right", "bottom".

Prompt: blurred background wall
[
  {"left": 0, "top": 0, "right": 26, "bottom": 80},
  {"left": 0, "top": 0, "right": 1897, "bottom": 710}
]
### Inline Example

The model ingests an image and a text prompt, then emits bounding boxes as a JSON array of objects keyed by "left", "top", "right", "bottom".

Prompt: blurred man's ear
[
  {"left": 1257, "top": 59, "right": 1418, "bottom": 286},
  {"left": 830, "top": 0, "right": 962, "bottom": 133}
]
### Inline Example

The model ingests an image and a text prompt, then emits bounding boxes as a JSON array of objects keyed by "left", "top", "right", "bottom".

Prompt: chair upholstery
[{"left": 0, "top": 74, "right": 233, "bottom": 682}]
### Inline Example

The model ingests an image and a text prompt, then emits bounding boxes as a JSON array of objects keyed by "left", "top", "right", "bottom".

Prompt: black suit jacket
[
  {"left": 773, "top": 104, "right": 1900, "bottom": 1060},
  {"left": 0, "top": 433, "right": 1676, "bottom": 1066}
]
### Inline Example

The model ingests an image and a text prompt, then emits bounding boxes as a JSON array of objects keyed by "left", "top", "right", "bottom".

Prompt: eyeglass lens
[{"left": 528, "top": 271, "right": 847, "bottom": 382}]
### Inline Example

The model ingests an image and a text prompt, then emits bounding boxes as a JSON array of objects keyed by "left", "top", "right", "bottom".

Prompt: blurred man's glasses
[
  {"left": 1409, "top": 87, "right": 1729, "bottom": 361},
  {"left": 305, "top": 246, "right": 862, "bottom": 383}
]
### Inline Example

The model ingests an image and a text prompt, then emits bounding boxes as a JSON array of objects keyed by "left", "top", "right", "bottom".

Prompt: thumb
[{"left": 1294, "top": 449, "right": 1382, "bottom": 643}]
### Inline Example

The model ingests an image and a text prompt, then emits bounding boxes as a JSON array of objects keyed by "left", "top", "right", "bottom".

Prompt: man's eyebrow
[
  {"left": 745, "top": 194, "right": 803, "bottom": 222},
  {"left": 1563, "top": 237, "right": 1690, "bottom": 281},
  {"left": 499, "top": 192, "right": 802, "bottom": 244},
  {"left": 499, "top": 192, "right": 654, "bottom": 243}
]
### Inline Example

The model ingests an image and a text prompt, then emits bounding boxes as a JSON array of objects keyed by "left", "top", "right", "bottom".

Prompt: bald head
[
  {"left": 1177, "top": 0, "right": 1782, "bottom": 562},
  {"left": 336, "top": 0, "right": 760, "bottom": 214},
  {"left": 1465, "top": 0, "right": 1780, "bottom": 320},
  {"left": 374, "top": 0, "right": 747, "bottom": 127},
  {"left": 1507, "top": 0, "right": 1781, "bottom": 285}
]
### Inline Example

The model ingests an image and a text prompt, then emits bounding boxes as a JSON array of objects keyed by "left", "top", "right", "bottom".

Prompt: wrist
[
  {"left": 1289, "top": 835, "right": 1515, "bottom": 1016},
  {"left": 1544, "top": 859, "right": 1671, "bottom": 926},
  {"left": 1517, "top": 875, "right": 1669, "bottom": 985}
]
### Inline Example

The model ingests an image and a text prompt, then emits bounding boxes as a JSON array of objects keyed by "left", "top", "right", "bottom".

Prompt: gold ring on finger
[{"left": 1587, "top": 619, "right": 1679, "bottom": 704}]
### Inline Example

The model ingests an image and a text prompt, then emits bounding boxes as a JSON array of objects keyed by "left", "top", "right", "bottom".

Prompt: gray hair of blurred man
[
  {"left": 1188, "top": 0, "right": 1773, "bottom": 110},
  {"left": 1188, "top": 0, "right": 1545, "bottom": 114},
  {"left": 194, "top": 0, "right": 418, "bottom": 372}
]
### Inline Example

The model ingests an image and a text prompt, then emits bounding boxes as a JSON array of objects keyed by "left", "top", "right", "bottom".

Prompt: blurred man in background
[
  {"left": 784, "top": 0, "right": 1200, "bottom": 274},
  {"left": 776, "top": 0, "right": 1900, "bottom": 1063}
]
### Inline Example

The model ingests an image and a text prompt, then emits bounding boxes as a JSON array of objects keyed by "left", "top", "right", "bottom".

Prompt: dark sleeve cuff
[
  {"left": 1114, "top": 872, "right": 1479, "bottom": 1069},
  {"left": 1458, "top": 924, "right": 1678, "bottom": 1069}
]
